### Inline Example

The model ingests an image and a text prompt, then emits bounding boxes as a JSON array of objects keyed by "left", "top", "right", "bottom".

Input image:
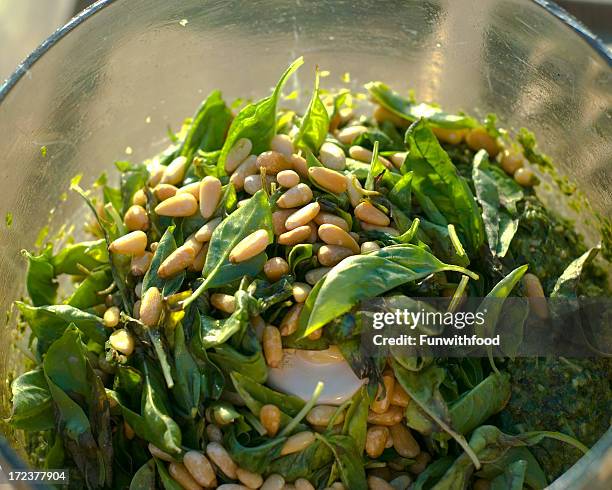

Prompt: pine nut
[
  {"left": 307, "top": 222, "right": 318, "bottom": 243},
  {"left": 236, "top": 467, "right": 264, "bottom": 488},
  {"left": 355, "top": 202, "right": 390, "bottom": 226},
  {"left": 109, "top": 231, "right": 147, "bottom": 256},
  {"left": 189, "top": 243, "right": 208, "bottom": 272},
  {"left": 317, "top": 245, "right": 354, "bottom": 266},
  {"left": 473, "top": 479, "right": 492, "bottom": 490},
  {"left": 280, "top": 303, "right": 303, "bottom": 336},
  {"left": 271, "top": 134, "right": 294, "bottom": 156},
  {"left": 206, "top": 442, "right": 237, "bottom": 479},
  {"left": 372, "top": 372, "right": 395, "bottom": 414},
  {"left": 337, "top": 125, "right": 368, "bottom": 145},
  {"left": 264, "top": 257, "right": 290, "bottom": 282},
  {"left": 245, "top": 174, "right": 275, "bottom": 195},
  {"left": 169, "top": 462, "right": 203, "bottom": 490},
  {"left": 360, "top": 222, "right": 399, "bottom": 236},
  {"left": 154, "top": 183, "right": 179, "bottom": 201},
  {"left": 195, "top": 217, "right": 222, "bottom": 242},
  {"left": 150, "top": 242, "right": 159, "bottom": 253},
  {"left": 263, "top": 326, "right": 283, "bottom": 368},
  {"left": 199, "top": 176, "right": 222, "bottom": 219},
  {"left": 391, "top": 383, "right": 411, "bottom": 407},
  {"left": 409, "top": 452, "right": 431, "bottom": 475},
  {"left": 465, "top": 127, "right": 499, "bottom": 157},
  {"left": 367, "top": 476, "right": 394, "bottom": 490},
  {"left": 348, "top": 146, "right": 392, "bottom": 169},
  {"left": 308, "top": 328, "right": 322, "bottom": 340},
  {"left": 432, "top": 127, "right": 466, "bottom": 145},
  {"left": 290, "top": 153, "right": 309, "bottom": 178},
  {"left": 148, "top": 442, "right": 175, "bottom": 462},
  {"left": 286, "top": 202, "right": 320, "bottom": 230},
  {"left": 271, "top": 209, "right": 294, "bottom": 235},
  {"left": 390, "top": 152, "right": 407, "bottom": 169},
  {"left": 178, "top": 232, "right": 203, "bottom": 255},
  {"left": 277, "top": 184, "right": 313, "bottom": 208},
  {"left": 230, "top": 154, "right": 258, "bottom": 190},
  {"left": 523, "top": 273, "right": 548, "bottom": 318},
  {"left": 133, "top": 300, "right": 141, "bottom": 319},
  {"left": 206, "top": 423, "right": 223, "bottom": 443},
  {"left": 257, "top": 151, "right": 292, "bottom": 175},
  {"left": 261, "top": 474, "right": 285, "bottom": 490},
  {"left": 131, "top": 251, "right": 153, "bottom": 276},
  {"left": 514, "top": 167, "right": 535, "bottom": 187},
  {"left": 389, "top": 475, "right": 412, "bottom": 489},
  {"left": 390, "top": 424, "right": 420, "bottom": 458},
  {"left": 318, "top": 142, "right": 346, "bottom": 171},
  {"left": 305, "top": 267, "right": 331, "bottom": 285},
  {"left": 292, "top": 282, "right": 312, "bottom": 303},
  {"left": 280, "top": 431, "right": 315, "bottom": 456},
  {"left": 124, "top": 205, "right": 149, "bottom": 231},
  {"left": 183, "top": 451, "right": 217, "bottom": 488},
  {"left": 178, "top": 181, "right": 201, "bottom": 199},
  {"left": 318, "top": 224, "right": 360, "bottom": 253},
  {"left": 155, "top": 193, "right": 198, "bottom": 217},
  {"left": 277, "top": 225, "right": 311, "bottom": 246},
  {"left": 103, "top": 306, "right": 120, "bottom": 328},
  {"left": 251, "top": 315, "right": 266, "bottom": 341},
  {"left": 346, "top": 174, "right": 363, "bottom": 207},
  {"left": 109, "top": 329, "right": 134, "bottom": 356},
  {"left": 158, "top": 246, "right": 196, "bottom": 278},
  {"left": 132, "top": 188, "right": 148, "bottom": 206},
  {"left": 140, "top": 286, "right": 162, "bottom": 327},
  {"left": 210, "top": 293, "right": 236, "bottom": 313},
  {"left": 229, "top": 229, "right": 270, "bottom": 263},
  {"left": 306, "top": 405, "right": 345, "bottom": 427},
  {"left": 366, "top": 425, "right": 389, "bottom": 459},
  {"left": 148, "top": 164, "right": 164, "bottom": 187},
  {"left": 501, "top": 150, "right": 525, "bottom": 175},
  {"left": 260, "top": 404, "right": 281, "bottom": 437},
  {"left": 161, "top": 156, "right": 189, "bottom": 185},
  {"left": 361, "top": 241, "right": 381, "bottom": 254},
  {"left": 135, "top": 282, "right": 143, "bottom": 299},
  {"left": 277, "top": 169, "right": 300, "bottom": 188},
  {"left": 308, "top": 167, "right": 347, "bottom": 194},
  {"left": 313, "top": 212, "right": 349, "bottom": 231},
  {"left": 226, "top": 138, "right": 253, "bottom": 173},
  {"left": 367, "top": 405, "right": 404, "bottom": 426},
  {"left": 295, "top": 479, "right": 315, "bottom": 490},
  {"left": 217, "top": 485, "right": 249, "bottom": 490},
  {"left": 373, "top": 105, "right": 409, "bottom": 128}
]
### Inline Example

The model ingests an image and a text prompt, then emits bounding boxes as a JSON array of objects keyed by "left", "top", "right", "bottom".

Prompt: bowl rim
[{"left": 0, "top": 0, "right": 610, "bottom": 104}]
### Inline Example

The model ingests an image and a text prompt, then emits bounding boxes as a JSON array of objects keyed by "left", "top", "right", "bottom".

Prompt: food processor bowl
[{"left": 0, "top": 0, "right": 610, "bottom": 488}]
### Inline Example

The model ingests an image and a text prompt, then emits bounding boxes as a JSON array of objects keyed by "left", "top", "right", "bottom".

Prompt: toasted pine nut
[
  {"left": 337, "top": 125, "right": 368, "bottom": 145},
  {"left": 295, "top": 479, "right": 315, "bottom": 490},
  {"left": 236, "top": 467, "right": 263, "bottom": 489},
  {"left": 206, "top": 423, "right": 223, "bottom": 443},
  {"left": 178, "top": 232, "right": 202, "bottom": 255},
  {"left": 346, "top": 174, "right": 363, "bottom": 207},
  {"left": 251, "top": 315, "right": 266, "bottom": 341},
  {"left": 155, "top": 193, "right": 198, "bottom": 217},
  {"left": 391, "top": 383, "right": 411, "bottom": 407},
  {"left": 289, "top": 153, "right": 309, "bottom": 178},
  {"left": 367, "top": 476, "right": 394, "bottom": 490},
  {"left": 280, "top": 303, "right": 303, "bottom": 336},
  {"left": 211, "top": 293, "right": 236, "bottom": 313},
  {"left": 366, "top": 425, "right": 389, "bottom": 459},
  {"left": 229, "top": 229, "right": 270, "bottom": 263},
  {"left": 355, "top": 202, "right": 390, "bottom": 226},
  {"left": 277, "top": 169, "right": 300, "bottom": 188},
  {"left": 306, "top": 405, "right": 345, "bottom": 427},
  {"left": 195, "top": 217, "right": 222, "bottom": 242},
  {"left": 161, "top": 156, "right": 188, "bottom": 185},
  {"left": 124, "top": 205, "right": 149, "bottom": 231},
  {"left": 360, "top": 222, "right": 399, "bottom": 236},
  {"left": 217, "top": 485, "right": 249, "bottom": 490},
  {"left": 109, "top": 231, "right": 147, "bottom": 256},
  {"left": 465, "top": 127, "right": 499, "bottom": 157},
  {"left": 158, "top": 246, "right": 196, "bottom": 278},
  {"left": 501, "top": 150, "right": 525, "bottom": 175},
  {"left": 148, "top": 442, "right": 175, "bottom": 462},
  {"left": 317, "top": 245, "right": 354, "bottom": 266},
  {"left": 514, "top": 167, "right": 534, "bottom": 187},
  {"left": 313, "top": 212, "right": 349, "bottom": 231},
  {"left": 390, "top": 152, "right": 407, "bottom": 169},
  {"left": 230, "top": 154, "right": 258, "bottom": 190},
  {"left": 373, "top": 105, "right": 409, "bottom": 128},
  {"left": 367, "top": 405, "right": 404, "bottom": 426},
  {"left": 361, "top": 241, "right": 381, "bottom": 254},
  {"left": 308, "top": 328, "right": 322, "bottom": 340},
  {"left": 390, "top": 423, "right": 420, "bottom": 458},
  {"left": 183, "top": 451, "right": 217, "bottom": 488},
  {"left": 390, "top": 475, "right": 412, "bottom": 489},
  {"left": 148, "top": 164, "right": 164, "bottom": 187},
  {"left": 264, "top": 257, "right": 290, "bottom": 282},
  {"left": 271, "top": 134, "right": 294, "bottom": 156},
  {"left": 263, "top": 326, "right": 283, "bottom": 368},
  {"left": 330, "top": 483, "right": 345, "bottom": 490},
  {"left": 178, "top": 181, "right": 201, "bottom": 199},
  {"left": 150, "top": 241, "right": 159, "bottom": 252},
  {"left": 132, "top": 188, "right": 148, "bottom": 206},
  {"left": 305, "top": 267, "right": 331, "bottom": 285},
  {"left": 259, "top": 404, "right": 281, "bottom": 437},
  {"left": 109, "top": 329, "right": 134, "bottom": 356},
  {"left": 103, "top": 306, "right": 120, "bottom": 328},
  {"left": 280, "top": 431, "right": 315, "bottom": 456},
  {"left": 135, "top": 282, "right": 142, "bottom": 299},
  {"left": 154, "top": 183, "right": 179, "bottom": 201},
  {"left": 285, "top": 202, "right": 320, "bottom": 230},
  {"left": 226, "top": 138, "right": 253, "bottom": 173},
  {"left": 277, "top": 183, "right": 313, "bottom": 208},
  {"left": 348, "top": 145, "right": 392, "bottom": 169},
  {"left": 206, "top": 442, "right": 237, "bottom": 479},
  {"left": 409, "top": 452, "right": 432, "bottom": 474},
  {"left": 432, "top": 127, "right": 466, "bottom": 145},
  {"left": 272, "top": 209, "right": 295, "bottom": 235},
  {"left": 131, "top": 251, "right": 153, "bottom": 276},
  {"left": 318, "top": 142, "right": 346, "bottom": 171},
  {"left": 318, "top": 224, "right": 360, "bottom": 253},
  {"left": 308, "top": 167, "right": 347, "bottom": 194},
  {"left": 292, "top": 282, "right": 312, "bottom": 303},
  {"left": 140, "top": 286, "right": 162, "bottom": 327},
  {"left": 189, "top": 243, "right": 208, "bottom": 272},
  {"left": 261, "top": 474, "right": 285, "bottom": 490},
  {"left": 132, "top": 300, "right": 141, "bottom": 319},
  {"left": 169, "top": 462, "right": 203, "bottom": 490},
  {"left": 277, "top": 225, "right": 311, "bottom": 246},
  {"left": 257, "top": 151, "right": 292, "bottom": 174},
  {"left": 307, "top": 222, "right": 318, "bottom": 243},
  {"left": 523, "top": 273, "right": 548, "bottom": 318},
  {"left": 372, "top": 372, "right": 395, "bottom": 414},
  {"left": 199, "top": 176, "right": 222, "bottom": 219}
]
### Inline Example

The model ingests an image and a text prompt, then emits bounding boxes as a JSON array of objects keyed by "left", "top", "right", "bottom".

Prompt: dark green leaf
[
  {"left": 341, "top": 386, "right": 369, "bottom": 454},
  {"left": 154, "top": 458, "right": 183, "bottom": 490},
  {"left": 129, "top": 459, "right": 156, "bottom": 490},
  {"left": 295, "top": 70, "right": 329, "bottom": 153},
  {"left": 51, "top": 239, "right": 108, "bottom": 275},
  {"left": 8, "top": 367, "right": 55, "bottom": 430},
  {"left": 490, "top": 460, "right": 527, "bottom": 490},
  {"left": 23, "top": 248, "right": 57, "bottom": 306},
  {"left": 67, "top": 266, "right": 113, "bottom": 309},
  {"left": 171, "top": 323, "right": 201, "bottom": 419},
  {"left": 116, "top": 162, "right": 149, "bottom": 215},
  {"left": 318, "top": 434, "right": 367, "bottom": 490},
  {"left": 551, "top": 247, "right": 599, "bottom": 298},
  {"left": 209, "top": 343, "right": 267, "bottom": 384}
]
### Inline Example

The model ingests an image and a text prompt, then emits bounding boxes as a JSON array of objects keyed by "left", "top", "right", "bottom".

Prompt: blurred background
[{"left": 0, "top": 0, "right": 611, "bottom": 83}]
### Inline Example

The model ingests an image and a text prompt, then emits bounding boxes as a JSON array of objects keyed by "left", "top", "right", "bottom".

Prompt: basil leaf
[
  {"left": 267, "top": 439, "right": 333, "bottom": 481},
  {"left": 8, "top": 367, "right": 55, "bottom": 430},
  {"left": 171, "top": 323, "right": 201, "bottom": 419},
  {"left": 295, "top": 69, "right": 330, "bottom": 153},
  {"left": 551, "top": 247, "right": 599, "bottom": 298},
  {"left": 67, "top": 266, "right": 113, "bottom": 309},
  {"left": 224, "top": 426, "right": 286, "bottom": 473},
  {"left": 475, "top": 447, "right": 547, "bottom": 489},
  {"left": 388, "top": 172, "right": 413, "bottom": 216},
  {"left": 142, "top": 225, "right": 184, "bottom": 296},
  {"left": 116, "top": 162, "right": 149, "bottom": 215},
  {"left": 341, "top": 386, "right": 369, "bottom": 454},
  {"left": 317, "top": 434, "right": 367, "bottom": 490},
  {"left": 490, "top": 460, "right": 527, "bottom": 490},
  {"left": 154, "top": 458, "right": 183, "bottom": 490},
  {"left": 43, "top": 325, "right": 89, "bottom": 398},
  {"left": 51, "top": 239, "right": 108, "bottom": 275},
  {"left": 196, "top": 290, "right": 255, "bottom": 348},
  {"left": 129, "top": 459, "right": 156, "bottom": 490},
  {"left": 23, "top": 248, "right": 57, "bottom": 306},
  {"left": 209, "top": 344, "right": 267, "bottom": 384}
]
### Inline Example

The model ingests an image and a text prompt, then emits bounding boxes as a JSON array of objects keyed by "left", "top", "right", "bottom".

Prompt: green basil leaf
[
  {"left": 23, "top": 248, "right": 57, "bottom": 306},
  {"left": 154, "top": 458, "right": 183, "bottom": 490},
  {"left": 317, "top": 434, "right": 367, "bottom": 490},
  {"left": 475, "top": 447, "right": 547, "bottom": 489},
  {"left": 171, "top": 323, "right": 201, "bottom": 419},
  {"left": 197, "top": 290, "right": 254, "bottom": 348},
  {"left": 116, "top": 162, "right": 150, "bottom": 215},
  {"left": 295, "top": 69, "right": 330, "bottom": 153},
  {"left": 129, "top": 459, "right": 156, "bottom": 490},
  {"left": 267, "top": 439, "right": 333, "bottom": 481},
  {"left": 43, "top": 325, "right": 89, "bottom": 398},
  {"left": 551, "top": 247, "right": 600, "bottom": 298},
  {"left": 142, "top": 225, "right": 184, "bottom": 296},
  {"left": 51, "top": 239, "right": 108, "bottom": 275},
  {"left": 341, "top": 386, "right": 369, "bottom": 455},
  {"left": 8, "top": 367, "right": 55, "bottom": 430},
  {"left": 209, "top": 343, "right": 267, "bottom": 384},
  {"left": 490, "top": 460, "right": 527, "bottom": 490},
  {"left": 67, "top": 266, "right": 113, "bottom": 309}
]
